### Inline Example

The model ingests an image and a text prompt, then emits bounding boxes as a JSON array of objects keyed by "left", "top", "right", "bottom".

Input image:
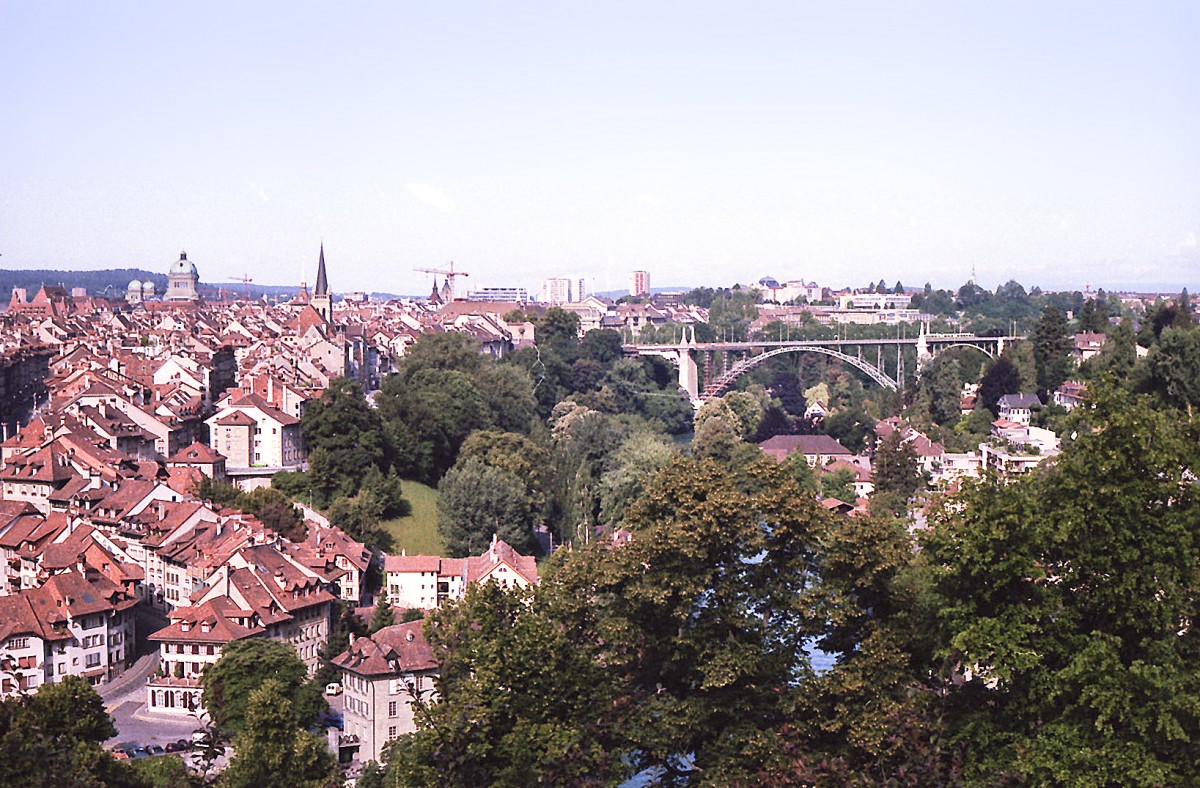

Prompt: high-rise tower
[{"left": 630, "top": 270, "right": 650, "bottom": 297}]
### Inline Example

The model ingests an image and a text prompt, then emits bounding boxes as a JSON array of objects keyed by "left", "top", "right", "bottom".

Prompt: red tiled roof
[{"left": 332, "top": 620, "right": 437, "bottom": 677}]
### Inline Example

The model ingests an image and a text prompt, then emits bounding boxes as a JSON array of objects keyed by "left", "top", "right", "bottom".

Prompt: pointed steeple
[
  {"left": 311, "top": 244, "right": 332, "bottom": 324},
  {"left": 314, "top": 243, "right": 329, "bottom": 297}
]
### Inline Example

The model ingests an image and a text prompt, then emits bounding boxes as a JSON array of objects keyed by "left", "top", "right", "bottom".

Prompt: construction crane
[
  {"left": 229, "top": 274, "right": 253, "bottom": 299},
  {"left": 414, "top": 261, "right": 469, "bottom": 301}
]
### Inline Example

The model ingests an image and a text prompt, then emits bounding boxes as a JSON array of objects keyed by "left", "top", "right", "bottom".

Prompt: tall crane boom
[
  {"left": 229, "top": 274, "right": 253, "bottom": 299},
  {"left": 414, "top": 261, "right": 470, "bottom": 301}
]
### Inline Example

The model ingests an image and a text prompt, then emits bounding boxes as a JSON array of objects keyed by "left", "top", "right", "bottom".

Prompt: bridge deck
[{"left": 630, "top": 335, "right": 1023, "bottom": 352}]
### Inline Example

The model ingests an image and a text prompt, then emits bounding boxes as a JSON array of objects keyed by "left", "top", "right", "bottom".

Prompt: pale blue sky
[{"left": 1, "top": 2, "right": 1196, "bottom": 295}]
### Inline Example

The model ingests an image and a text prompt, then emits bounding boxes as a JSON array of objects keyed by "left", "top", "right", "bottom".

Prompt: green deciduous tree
[
  {"left": 376, "top": 369, "right": 492, "bottom": 483},
  {"left": 0, "top": 676, "right": 129, "bottom": 787},
  {"left": 579, "top": 328, "right": 624, "bottom": 363},
  {"left": 130, "top": 754, "right": 201, "bottom": 787},
  {"left": 393, "top": 331, "right": 486, "bottom": 380},
  {"left": 301, "top": 377, "right": 389, "bottom": 476},
  {"left": 924, "top": 384, "right": 1200, "bottom": 783},
  {"left": 384, "top": 581, "right": 616, "bottom": 787},
  {"left": 1032, "top": 305, "right": 1073, "bottom": 395},
  {"left": 388, "top": 456, "right": 832, "bottom": 785},
  {"left": 872, "top": 430, "right": 921, "bottom": 508},
  {"left": 220, "top": 679, "right": 337, "bottom": 788},
  {"left": 820, "top": 465, "right": 857, "bottom": 503},
  {"left": 924, "top": 356, "right": 964, "bottom": 425},
  {"left": 438, "top": 458, "right": 538, "bottom": 556},
  {"left": 1090, "top": 315, "right": 1138, "bottom": 383},
  {"left": 597, "top": 430, "right": 677, "bottom": 525},
  {"left": 536, "top": 307, "right": 582, "bottom": 358},
  {"left": 1146, "top": 326, "right": 1200, "bottom": 412},
  {"left": 201, "top": 639, "right": 324, "bottom": 737}
]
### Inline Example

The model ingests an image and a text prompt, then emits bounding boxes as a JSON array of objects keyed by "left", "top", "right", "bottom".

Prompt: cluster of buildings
[
  {"left": 0, "top": 249, "right": 549, "bottom": 766},
  {"left": 758, "top": 388, "right": 1065, "bottom": 518}
]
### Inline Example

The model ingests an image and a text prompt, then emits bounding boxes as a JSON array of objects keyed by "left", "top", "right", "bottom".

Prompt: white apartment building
[
  {"left": 383, "top": 536, "right": 538, "bottom": 611},
  {"left": 332, "top": 620, "right": 439, "bottom": 764},
  {"left": 146, "top": 597, "right": 263, "bottom": 715},
  {"left": 540, "top": 277, "right": 574, "bottom": 305},
  {"left": 630, "top": 270, "right": 650, "bottom": 297},
  {"left": 0, "top": 567, "right": 137, "bottom": 696}
]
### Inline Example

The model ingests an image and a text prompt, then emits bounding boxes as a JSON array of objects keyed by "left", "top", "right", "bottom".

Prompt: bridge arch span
[
  {"left": 927, "top": 342, "right": 995, "bottom": 359},
  {"left": 702, "top": 345, "right": 897, "bottom": 400}
]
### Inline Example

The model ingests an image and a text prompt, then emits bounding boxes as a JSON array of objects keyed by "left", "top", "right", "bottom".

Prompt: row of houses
[{"left": 758, "top": 393, "right": 1066, "bottom": 516}]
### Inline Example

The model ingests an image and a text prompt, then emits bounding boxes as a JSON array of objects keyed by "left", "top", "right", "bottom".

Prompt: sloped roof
[
  {"left": 997, "top": 393, "right": 1041, "bottom": 409},
  {"left": 332, "top": 620, "right": 437, "bottom": 678},
  {"left": 148, "top": 597, "right": 263, "bottom": 644},
  {"left": 167, "top": 440, "right": 225, "bottom": 464},
  {"left": 759, "top": 434, "right": 851, "bottom": 460}
]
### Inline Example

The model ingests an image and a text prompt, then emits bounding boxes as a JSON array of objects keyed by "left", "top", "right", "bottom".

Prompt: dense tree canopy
[
  {"left": 387, "top": 456, "right": 836, "bottom": 785},
  {"left": 1032, "top": 305, "right": 1072, "bottom": 395},
  {"left": 201, "top": 638, "right": 324, "bottom": 737},
  {"left": 924, "top": 385, "right": 1200, "bottom": 783},
  {"left": 437, "top": 458, "right": 539, "bottom": 556},
  {"left": 0, "top": 677, "right": 133, "bottom": 787},
  {"left": 220, "top": 679, "right": 337, "bottom": 788}
]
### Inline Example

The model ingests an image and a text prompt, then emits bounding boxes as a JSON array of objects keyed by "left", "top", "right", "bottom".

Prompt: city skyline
[{"left": 1, "top": 3, "right": 1197, "bottom": 295}]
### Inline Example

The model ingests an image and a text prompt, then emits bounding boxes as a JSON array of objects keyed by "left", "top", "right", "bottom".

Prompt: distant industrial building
[{"left": 465, "top": 286, "right": 530, "bottom": 303}]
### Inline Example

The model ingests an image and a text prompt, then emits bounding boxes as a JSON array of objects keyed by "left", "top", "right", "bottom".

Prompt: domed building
[
  {"left": 165, "top": 251, "right": 199, "bottom": 302},
  {"left": 142, "top": 280, "right": 156, "bottom": 299},
  {"left": 126, "top": 279, "right": 143, "bottom": 305}
]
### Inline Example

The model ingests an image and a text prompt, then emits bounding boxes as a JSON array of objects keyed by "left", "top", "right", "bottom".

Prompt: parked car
[
  {"left": 165, "top": 739, "right": 190, "bottom": 753},
  {"left": 128, "top": 747, "right": 150, "bottom": 759},
  {"left": 146, "top": 744, "right": 165, "bottom": 756},
  {"left": 325, "top": 682, "right": 342, "bottom": 696},
  {"left": 110, "top": 747, "right": 130, "bottom": 760}
]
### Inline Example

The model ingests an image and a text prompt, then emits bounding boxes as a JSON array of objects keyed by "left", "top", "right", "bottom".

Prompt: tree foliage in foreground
[
  {"left": 220, "top": 679, "right": 337, "bottom": 788},
  {"left": 387, "top": 457, "right": 846, "bottom": 785},
  {"left": 201, "top": 638, "right": 324, "bottom": 737},
  {"left": 0, "top": 677, "right": 132, "bottom": 787},
  {"left": 924, "top": 385, "right": 1200, "bottom": 784}
]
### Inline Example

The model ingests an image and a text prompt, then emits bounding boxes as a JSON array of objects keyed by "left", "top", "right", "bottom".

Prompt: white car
[{"left": 325, "top": 682, "right": 342, "bottom": 696}]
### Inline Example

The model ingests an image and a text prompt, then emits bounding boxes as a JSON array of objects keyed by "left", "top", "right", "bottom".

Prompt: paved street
[{"left": 100, "top": 651, "right": 201, "bottom": 749}]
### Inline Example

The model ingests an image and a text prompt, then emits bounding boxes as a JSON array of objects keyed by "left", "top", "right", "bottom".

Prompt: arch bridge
[{"left": 628, "top": 329, "right": 1022, "bottom": 405}]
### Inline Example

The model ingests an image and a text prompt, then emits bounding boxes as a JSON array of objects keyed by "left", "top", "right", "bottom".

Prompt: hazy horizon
[{"left": 2, "top": 3, "right": 1196, "bottom": 295}]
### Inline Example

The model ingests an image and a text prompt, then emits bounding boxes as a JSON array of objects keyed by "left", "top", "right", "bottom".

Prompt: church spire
[
  {"left": 311, "top": 244, "right": 332, "bottom": 324},
  {"left": 314, "top": 243, "right": 329, "bottom": 297}
]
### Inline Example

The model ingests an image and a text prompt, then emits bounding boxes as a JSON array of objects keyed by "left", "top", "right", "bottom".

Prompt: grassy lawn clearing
[{"left": 380, "top": 480, "right": 445, "bottom": 556}]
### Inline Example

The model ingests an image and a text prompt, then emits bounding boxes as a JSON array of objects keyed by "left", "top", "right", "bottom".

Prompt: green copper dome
[{"left": 169, "top": 251, "right": 198, "bottom": 276}]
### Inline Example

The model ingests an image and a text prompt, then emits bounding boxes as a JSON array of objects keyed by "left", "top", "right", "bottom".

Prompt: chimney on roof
[{"left": 406, "top": 630, "right": 414, "bottom": 642}]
